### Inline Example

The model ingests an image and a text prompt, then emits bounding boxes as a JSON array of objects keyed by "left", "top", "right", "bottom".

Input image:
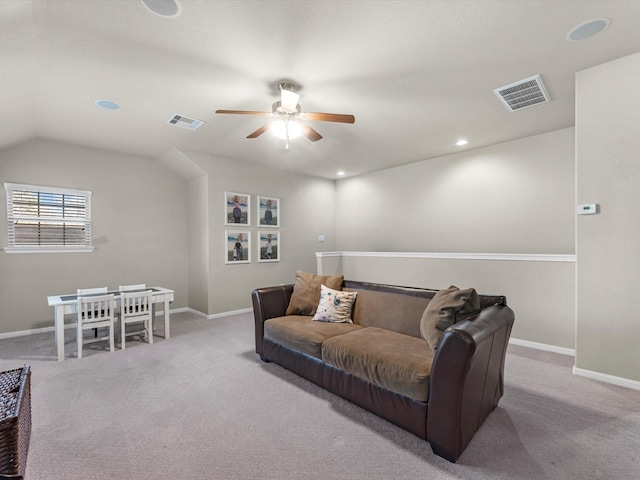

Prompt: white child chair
[
  {"left": 77, "top": 287, "right": 108, "bottom": 337},
  {"left": 76, "top": 293, "right": 116, "bottom": 358},
  {"left": 119, "top": 289, "right": 153, "bottom": 349}
]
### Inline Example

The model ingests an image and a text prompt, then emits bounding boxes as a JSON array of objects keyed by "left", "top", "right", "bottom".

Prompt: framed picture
[
  {"left": 257, "top": 195, "right": 279, "bottom": 227},
  {"left": 258, "top": 231, "right": 280, "bottom": 263},
  {"left": 225, "top": 230, "right": 251, "bottom": 264},
  {"left": 225, "top": 192, "right": 250, "bottom": 226}
]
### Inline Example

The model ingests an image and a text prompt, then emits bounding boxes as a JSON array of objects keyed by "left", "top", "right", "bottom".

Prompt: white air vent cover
[
  {"left": 493, "top": 75, "right": 550, "bottom": 112},
  {"left": 166, "top": 114, "right": 204, "bottom": 130}
]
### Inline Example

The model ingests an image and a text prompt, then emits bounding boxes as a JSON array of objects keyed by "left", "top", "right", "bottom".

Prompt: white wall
[
  {"left": 575, "top": 52, "right": 640, "bottom": 383},
  {"left": 0, "top": 139, "right": 189, "bottom": 334}
]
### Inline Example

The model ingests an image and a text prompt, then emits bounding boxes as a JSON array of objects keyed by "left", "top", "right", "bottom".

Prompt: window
[{"left": 4, "top": 183, "right": 93, "bottom": 253}]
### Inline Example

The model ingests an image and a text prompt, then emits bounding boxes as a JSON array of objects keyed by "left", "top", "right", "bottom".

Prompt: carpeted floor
[{"left": 1, "top": 311, "right": 639, "bottom": 480}]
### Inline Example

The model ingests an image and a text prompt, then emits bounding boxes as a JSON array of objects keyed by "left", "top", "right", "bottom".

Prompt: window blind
[{"left": 4, "top": 183, "right": 92, "bottom": 251}]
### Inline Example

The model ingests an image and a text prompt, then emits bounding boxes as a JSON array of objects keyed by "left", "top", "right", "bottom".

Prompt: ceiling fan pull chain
[{"left": 284, "top": 116, "right": 290, "bottom": 149}]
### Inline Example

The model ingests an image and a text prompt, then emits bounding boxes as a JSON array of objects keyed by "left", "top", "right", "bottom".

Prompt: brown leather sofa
[{"left": 252, "top": 280, "right": 515, "bottom": 462}]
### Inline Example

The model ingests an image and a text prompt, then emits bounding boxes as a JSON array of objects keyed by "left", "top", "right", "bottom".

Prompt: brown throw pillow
[
  {"left": 286, "top": 270, "right": 344, "bottom": 316},
  {"left": 420, "top": 285, "right": 480, "bottom": 351}
]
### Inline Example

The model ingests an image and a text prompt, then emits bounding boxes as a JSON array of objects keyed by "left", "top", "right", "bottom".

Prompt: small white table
[{"left": 47, "top": 287, "right": 175, "bottom": 361}]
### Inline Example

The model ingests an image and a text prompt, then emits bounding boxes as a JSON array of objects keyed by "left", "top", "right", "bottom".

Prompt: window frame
[{"left": 3, "top": 182, "right": 94, "bottom": 253}]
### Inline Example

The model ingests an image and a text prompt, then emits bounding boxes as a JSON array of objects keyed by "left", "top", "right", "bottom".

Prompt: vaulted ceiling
[{"left": 2, "top": 1, "right": 640, "bottom": 179}]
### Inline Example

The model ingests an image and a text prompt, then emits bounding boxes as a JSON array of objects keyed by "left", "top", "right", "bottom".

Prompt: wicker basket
[{"left": 0, "top": 366, "right": 31, "bottom": 480}]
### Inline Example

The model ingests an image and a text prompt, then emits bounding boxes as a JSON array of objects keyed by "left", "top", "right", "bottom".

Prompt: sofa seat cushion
[
  {"left": 264, "top": 316, "right": 363, "bottom": 359},
  {"left": 321, "top": 327, "right": 434, "bottom": 402}
]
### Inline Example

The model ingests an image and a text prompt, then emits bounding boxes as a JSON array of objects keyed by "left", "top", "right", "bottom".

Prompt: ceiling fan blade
[
  {"left": 215, "top": 109, "right": 271, "bottom": 116},
  {"left": 246, "top": 124, "right": 270, "bottom": 139},
  {"left": 299, "top": 122, "right": 323, "bottom": 142},
  {"left": 303, "top": 112, "right": 355, "bottom": 124}
]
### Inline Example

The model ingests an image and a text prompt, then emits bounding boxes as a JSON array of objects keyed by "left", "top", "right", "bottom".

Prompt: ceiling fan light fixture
[
  {"left": 281, "top": 90, "right": 300, "bottom": 113},
  {"left": 270, "top": 119, "right": 302, "bottom": 140},
  {"left": 216, "top": 80, "right": 353, "bottom": 144}
]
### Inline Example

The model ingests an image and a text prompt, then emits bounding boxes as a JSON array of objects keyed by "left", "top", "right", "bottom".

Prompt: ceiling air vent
[
  {"left": 166, "top": 114, "right": 204, "bottom": 131},
  {"left": 493, "top": 74, "right": 550, "bottom": 112}
]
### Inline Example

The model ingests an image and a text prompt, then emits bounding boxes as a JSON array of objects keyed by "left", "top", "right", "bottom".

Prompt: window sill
[{"left": 3, "top": 246, "right": 94, "bottom": 254}]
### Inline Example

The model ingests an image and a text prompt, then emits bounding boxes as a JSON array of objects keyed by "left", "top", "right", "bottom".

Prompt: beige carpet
[{"left": 1, "top": 311, "right": 639, "bottom": 480}]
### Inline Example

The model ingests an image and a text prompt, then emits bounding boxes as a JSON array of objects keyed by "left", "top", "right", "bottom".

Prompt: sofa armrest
[
  {"left": 426, "top": 304, "right": 515, "bottom": 462},
  {"left": 251, "top": 284, "right": 294, "bottom": 358}
]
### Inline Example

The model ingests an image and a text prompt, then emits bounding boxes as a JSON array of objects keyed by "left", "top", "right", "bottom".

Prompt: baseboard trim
[
  {"left": 0, "top": 307, "right": 253, "bottom": 339},
  {"left": 0, "top": 306, "right": 190, "bottom": 340},
  {"left": 181, "top": 307, "right": 252, "bottom": 320},
  {"left": 169, "top": 307, "right": 190, "bottom": 314},
  {"left": 508, "top": 338, "right": 640, "bottom": 390},
  {"left": 572, "top": 366, "right": 640, "bottom": 391},
  {"left": 205, "top": 307, "right": 252, "bottom": 320},
  {"left": 185, "top": 308, "right": 208, "bottom": 319},
  {"left": 0, "top": 325, "right": 57, "bottom": 340},
  {"left": 509, "top": 337, "right": 575, "bottom": 356}
]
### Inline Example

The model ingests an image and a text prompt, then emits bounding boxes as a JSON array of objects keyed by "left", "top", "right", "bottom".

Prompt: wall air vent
[
  {"left": 493, "top": 74, "right": 550, "bottom": 112},
  {"left": 166, "top": 114, "right": 205, "bottom": 130}
]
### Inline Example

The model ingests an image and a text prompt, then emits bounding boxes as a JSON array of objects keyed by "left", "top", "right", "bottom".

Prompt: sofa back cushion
[
  {"left": 420, "top": 286, "right": 480, "bottom": 351},
  {"left": 343, "top": 282, "right": 436, "bottom": 338},
  {"left": 286, "top": 270, "right": 344, "bottom": 316},
  {"left": 342, "top": 281, "right": 506, "bottom": 339}
]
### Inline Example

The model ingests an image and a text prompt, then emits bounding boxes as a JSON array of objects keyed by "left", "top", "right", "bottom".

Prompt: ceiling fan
[{"left": 215, "top": 82, "right": 355, "bottom": 148}]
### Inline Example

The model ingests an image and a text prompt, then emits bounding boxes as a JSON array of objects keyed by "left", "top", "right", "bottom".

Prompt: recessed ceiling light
[
  {"left": 567, "top": 18, "right": 610, "bottom": 42},
  {"left": 140, "top": 0, "right": 182, "bottom": 18},
  {"left": 336, "top": 171, "right": 345, "bottom": 177},
  {"left": 95, "top": 99, "right": 121, "bottom": 111},
  {"left": 456, "top": 139, "right": 469, "bottom": 146}
]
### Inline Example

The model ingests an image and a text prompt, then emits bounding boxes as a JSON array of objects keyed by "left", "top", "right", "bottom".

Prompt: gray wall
[
  {"left": 576, "top": 52, "right": 640, "bottom": 382},
  {"left": 318, "top": 253, "right": 575, "bottom": 350},
  {"left": 331, "top": 128, "right": 577, "bottom": 350},
  {"left": 0, "top": 139, "right": 189, "bottom": 334},
  {"left": 335, "top": 128, "right": 575, "bottom": 254},
  {"left": 0, "top": 139, "right": 337, "bottom": 333},
  {"left": 187, "top": 174, "right": 209, "bottom": 314},
  {"left": 180, "top": 149, "right": 336, "bottom": 315}
]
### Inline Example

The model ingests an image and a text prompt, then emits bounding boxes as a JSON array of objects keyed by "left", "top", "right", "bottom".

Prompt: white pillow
[{"left": 312, "top": 285, "right": 357, "bottom": 323}]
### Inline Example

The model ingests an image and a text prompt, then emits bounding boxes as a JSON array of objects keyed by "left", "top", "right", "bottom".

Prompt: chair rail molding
[{"left": 316, "top": 251, "right": 576, "bottom": 263}]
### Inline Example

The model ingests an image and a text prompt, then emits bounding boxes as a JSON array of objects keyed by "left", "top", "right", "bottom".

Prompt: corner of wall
[{"left": 159, "top": 147, "right": 206, "bottom": 182}]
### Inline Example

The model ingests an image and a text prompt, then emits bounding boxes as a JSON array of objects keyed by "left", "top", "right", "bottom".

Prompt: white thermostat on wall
[{"left": 577, "top": 204, "right": 598, "bottom": 215}]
